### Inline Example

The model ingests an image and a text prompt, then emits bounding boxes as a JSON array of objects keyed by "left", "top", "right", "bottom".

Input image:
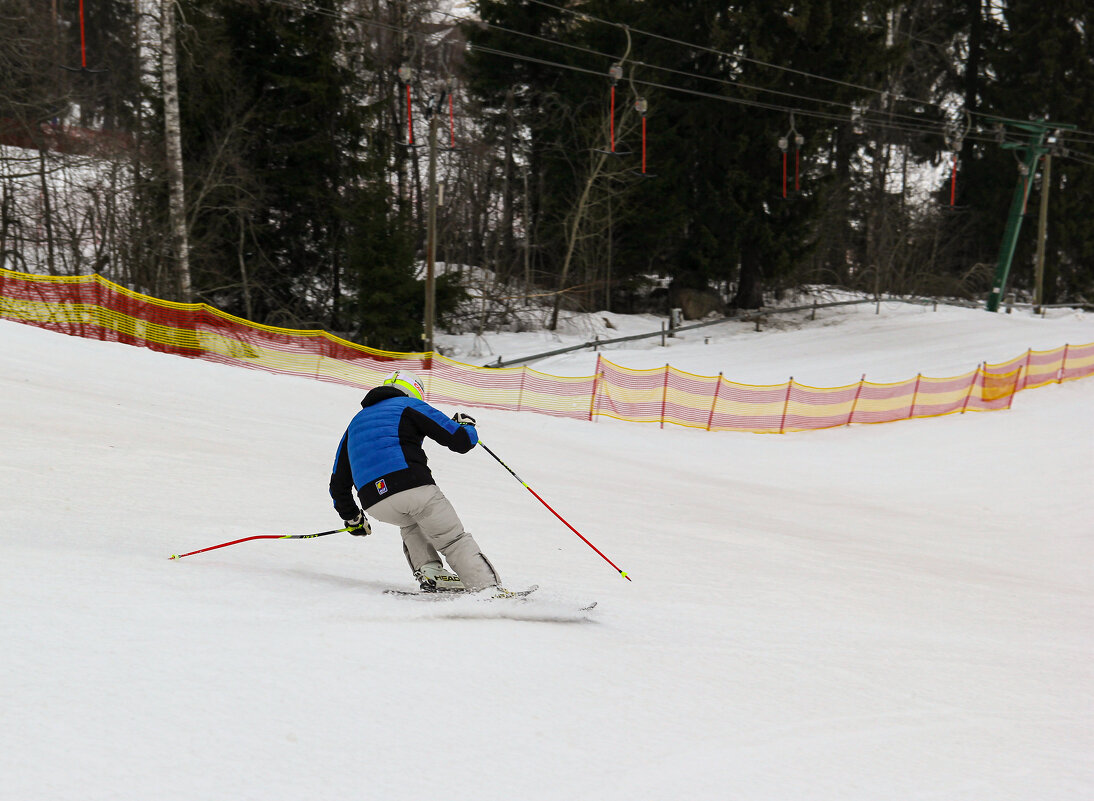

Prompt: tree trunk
[
  {"left": 37, "top": 150, "right": 56, "bottom": 275},
  {"left": 964, "top": 0, "right": 983, "bottom": 113},
  {"left": 550, "top": 149, "right": 609, "bottom": 330},
  {"left": 162, "top": 0, "right": 191, "bottom": 301},
  {"left": 733, "top": 244, "right": 764, "bottom": 309},
  {"left": 0, "top": 183, "right": 9, "bottom": 267},
  {"left": 501, "top": 89, "right": 515, "bottom": 279}
]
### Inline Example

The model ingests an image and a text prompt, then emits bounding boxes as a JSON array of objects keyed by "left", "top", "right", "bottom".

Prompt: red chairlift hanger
[
  {"left": 595, "top": 63, "right": 632, "bottom": 156},
  {"left": 399, "top": 68, "right": 462, "bottom": 153},
  {"left": 631, "top": 97, "right": 655, "bottom": 178},
  {"left": 945, "top": 112, "right": 971, "bottom": 208},
  {"left": 949, "top": 151, "right": 959, "bottom": 205},
  {"left": 61, "top": 0, "right": 108, "bottom": 74},
  {"left": 449, "top": 91, "right": 455, "bottom": 148},
  {"left": 777, "top": 114, "right": 804, "bottom": 198},
  {"left": 398, "top": 65, "right": 423, "bottom": 150},
  {"left": 442, "top": 77, "right": 463, "bottom": 152}
]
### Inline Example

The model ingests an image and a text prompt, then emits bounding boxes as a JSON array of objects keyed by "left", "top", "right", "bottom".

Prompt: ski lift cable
[
  {"left": 455, "top": 9, "right": 1094, "bottom": 151},
  {"left": 444, "top": 1, "right": 1094, "bottom": 149},
  {"left": 1042, "top": 140, "right": 1094, "bottom": 166},
  {"left": 524, "top": 0, "right": 952, "bottom": 111},
  {"left": 473, "top": 41, "right": 1076, "bottom": 159},
  {"left": 522, "top": 0, "right": 1094, "bottom": 144},
  {"left": 259, "top": 0, "right": 998, "bottom": 142},
  {"left": 250, "top": 0, "right": 1094, "bottom": 153},
  {"left": 434, "top": 4, "right": 973, "bottom": 137},
  {"left": 443, "top": 8, "right": 1082, "bottom": 151},
  {"left": 468, "top": 42, "right": 1004, "bottom": 147},
  {"left": 259, "top": 0, "right": 1094, "bottom": 148}
]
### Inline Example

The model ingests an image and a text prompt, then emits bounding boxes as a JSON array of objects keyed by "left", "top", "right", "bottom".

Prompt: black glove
[
  {"left": 344, "top": 512, "right": 371, "bottom": 536},
  {"left": 452, "top": 412, "right": 477, "bottom": 426}
]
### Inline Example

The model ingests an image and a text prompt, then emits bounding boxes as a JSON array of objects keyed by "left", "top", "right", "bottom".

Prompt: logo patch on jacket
[{"left": 375, "top": 479, "right": 388, "bottom": 495}]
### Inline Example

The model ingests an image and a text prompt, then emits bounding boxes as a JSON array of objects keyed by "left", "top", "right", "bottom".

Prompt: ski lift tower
[{"left": 985, "top": 117, "right": 1075, "bottom": 312}]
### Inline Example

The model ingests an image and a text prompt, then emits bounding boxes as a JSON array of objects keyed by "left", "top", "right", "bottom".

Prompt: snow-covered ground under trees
[{"left": 2, "top": 301, "right": 1092, "bottom": 801}]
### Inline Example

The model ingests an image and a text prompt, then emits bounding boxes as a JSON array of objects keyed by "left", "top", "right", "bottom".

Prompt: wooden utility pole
[{"left": 1033, "top": 154, "right": 1052, "bottom": 311}]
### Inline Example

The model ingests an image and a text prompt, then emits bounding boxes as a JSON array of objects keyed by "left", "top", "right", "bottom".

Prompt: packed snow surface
[{"left": 2, "top": 301, "right": 1092, "bottom": 800}]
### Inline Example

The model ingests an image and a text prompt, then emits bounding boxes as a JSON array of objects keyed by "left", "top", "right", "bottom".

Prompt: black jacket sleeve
[
  {"left": 329, "top": 430, "right": 360, "bottom": 520},
  {"left": 406, "top": 403, "right": 479, "bottom": 454}
]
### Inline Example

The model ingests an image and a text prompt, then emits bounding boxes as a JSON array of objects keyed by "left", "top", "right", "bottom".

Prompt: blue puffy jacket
[{"left": 330, "top": 385, "right": 478, "bottom": 517}]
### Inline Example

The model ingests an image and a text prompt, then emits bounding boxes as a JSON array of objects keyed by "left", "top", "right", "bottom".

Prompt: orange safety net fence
[{"left": 2, "top": 267, "right": 1092, "bottom": 434}]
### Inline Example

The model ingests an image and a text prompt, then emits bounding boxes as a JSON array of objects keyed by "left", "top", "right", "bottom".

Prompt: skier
[{"left": 329, "top": 369, "right": 505, "bottom": 594}]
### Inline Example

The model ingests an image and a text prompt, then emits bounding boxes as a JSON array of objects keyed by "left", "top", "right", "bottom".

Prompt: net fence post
[
  {"left": 660, "top": 363, "right": 669, "bottom": 429},
  {"left": 779, "top": 377, "right": 793, "bottom": 434},
  {"left": 706, "top": 372, "right": 723, "bottom": 431},
  {"left": 846, "top": 374, "right": 865, "bottom": 426}
]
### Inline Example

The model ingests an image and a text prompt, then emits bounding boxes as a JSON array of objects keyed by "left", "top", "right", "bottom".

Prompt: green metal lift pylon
[{"left": 985, "top": 118, "right": 1075, "bottom": 312}]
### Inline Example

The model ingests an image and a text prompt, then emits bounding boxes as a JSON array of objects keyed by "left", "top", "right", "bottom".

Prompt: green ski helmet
[{"left": 381, "top": 370, "right": 425, "bottom": 401}]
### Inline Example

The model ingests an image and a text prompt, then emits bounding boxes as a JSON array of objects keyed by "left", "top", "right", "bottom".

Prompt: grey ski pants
[{"left": 367, "top": 484, "right": 500, "bottom": 590}]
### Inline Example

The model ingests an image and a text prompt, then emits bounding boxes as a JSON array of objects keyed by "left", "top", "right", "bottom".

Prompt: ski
[
  {"left": 382, "top": 585, "right": 597, "bottom": 613},
  {"left": 384, "top": 584, "right": 540, "bottom": 599}
]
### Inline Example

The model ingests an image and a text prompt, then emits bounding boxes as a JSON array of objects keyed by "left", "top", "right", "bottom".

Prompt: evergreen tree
[
  {"left": 990, "top": 0, "right": 1094, "bottom": 302},
  {"left": 466, "top": 0, "right": 612, "bottom": 314},
  {"left": 945, "top": 0, "right": 1094, "bottom": 304},
  {"left": 176, "top": 0, "right": 418, "bottom": 346},
  {"left": 467, "top": 0, "right": 899, "bottom": 312}
]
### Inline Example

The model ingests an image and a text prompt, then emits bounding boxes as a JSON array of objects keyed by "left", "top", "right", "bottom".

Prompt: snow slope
[
  {"left": 2, "top": 304, "right": 1092, "bottom": 801},
  {"left": 440, "top": 299, "right": 1094, "bottom": 386}
]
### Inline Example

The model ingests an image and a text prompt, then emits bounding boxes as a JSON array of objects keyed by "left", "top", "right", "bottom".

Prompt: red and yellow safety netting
[{"left": 2, "top": 266, "right": 1091, "bottom": 433}]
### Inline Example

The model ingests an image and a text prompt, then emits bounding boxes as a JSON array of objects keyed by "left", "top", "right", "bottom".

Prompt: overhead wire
[
  {"left": 524, "top": 0, "right": 954, "bottom": 108},
  {"left": 429, "top": 4, "right": 980, "bottom": 142},
  {"left": 457, "top": 26, "right": 1013, "bottom": 149},
  {"left": 466, "top": 41, "right": 1004, "bottom": 148},
  {"left": 521, "top": 0, "right": 1094, "bottom": 147},
  {"left": 461, "top": 4, "right": 1094, "bottom": 151},
  {"left": 439, "top": 7, "right": 964, "bottom": 140},
  {"left": 241, "top": 0, "right": 1094, "bottom": 157}
]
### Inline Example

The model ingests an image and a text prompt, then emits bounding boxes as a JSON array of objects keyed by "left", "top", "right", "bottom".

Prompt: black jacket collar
[{"left": 362, "top": 385, "right": 407, "bottom": 408}]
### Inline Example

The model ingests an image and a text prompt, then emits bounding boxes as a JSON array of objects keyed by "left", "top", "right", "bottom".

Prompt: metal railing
[{"left": 485, "top": 296, "right": 957, "bottom": 369}]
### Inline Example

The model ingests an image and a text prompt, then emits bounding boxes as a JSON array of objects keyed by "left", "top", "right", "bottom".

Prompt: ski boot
[{"left": 413, "top": 562, "right": 465, "bottom": 592}]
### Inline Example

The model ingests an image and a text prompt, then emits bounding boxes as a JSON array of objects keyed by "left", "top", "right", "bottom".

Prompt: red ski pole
[
  {"left": 168, "top": 527, "right": 349, "bottom": 560},
  {"left": 478, "top": 441, "right": 631, "bottom": 581}
]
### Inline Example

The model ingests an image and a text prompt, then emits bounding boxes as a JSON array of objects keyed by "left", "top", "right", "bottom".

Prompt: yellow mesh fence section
[
  {"left": 706, "top": 378, "right": 790, "bottom": 433},
  {"left": 595, "top": 361, "right": 669, "bottom": 425},
  {"left": 1063, "top": 344, "right": 1094, "bottom": 383},
  {"left": 662, "top": 367, "right": 723, "bottom": 430},
  {"left": 911, "top": 371, "right": 982, "bottom": 418},
  {"left": 981, "top": 367, "right": 1022, "bottom": 403},
  {"left": 782, "top": 380, "right": 862, "bottom": 432},
  {"left": 2, "top": 266, "right": 1092, "bottom": 433},
  {"left": 848, "top": 377, "right": 919, "bottom": 423}
]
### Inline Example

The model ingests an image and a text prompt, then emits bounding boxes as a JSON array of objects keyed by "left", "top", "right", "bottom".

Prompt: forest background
[{"left": 2, "top": 0, "right": 1093, "bottom": 351}]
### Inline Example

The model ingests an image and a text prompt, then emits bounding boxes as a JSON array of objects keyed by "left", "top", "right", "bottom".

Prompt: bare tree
[{"left": 160, "top": 0, "right": 190, "bottom": 300}]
